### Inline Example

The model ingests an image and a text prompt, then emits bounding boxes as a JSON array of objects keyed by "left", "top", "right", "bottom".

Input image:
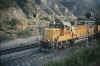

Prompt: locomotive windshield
[{"left": 49, "top": 19, "right": 64, "bottom": 29}]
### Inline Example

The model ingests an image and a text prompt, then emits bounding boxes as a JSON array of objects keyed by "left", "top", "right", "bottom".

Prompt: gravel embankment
[{"left": 0, "top": 36, "right": 41, "bottom": 51}]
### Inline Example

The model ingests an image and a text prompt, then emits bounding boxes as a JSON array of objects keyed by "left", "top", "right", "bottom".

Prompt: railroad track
[
  {"left": 0, "top": 36, "right": 42, "bottom": 55},
  {"left": 0, "top": 48, "right": 41, "bottom": 66},
  {"left": 0, "top": 37, "right": 89, "bottom": 56},
  {"left": 0, "top": 47, "right": 76, "bottom": 66},
  {"left": 0, "top": 42, "right": 39, "bottom": 56}
]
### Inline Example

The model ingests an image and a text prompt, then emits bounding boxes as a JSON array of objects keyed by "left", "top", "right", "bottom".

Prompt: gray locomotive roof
[{"left": 62, "top": 21, "right": 71, "bottom": 26}]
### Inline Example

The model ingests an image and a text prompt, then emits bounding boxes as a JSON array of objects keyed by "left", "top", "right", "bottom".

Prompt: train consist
[{"left": 40, "top": 16, "right": 100, "bottom": 50}]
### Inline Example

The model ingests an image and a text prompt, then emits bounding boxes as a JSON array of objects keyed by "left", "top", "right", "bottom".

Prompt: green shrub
[
  {"left": 0, "top": 32, "right": 12, "bottom": 42},
  {"left": 0, "top": 0, "right": 15, "bottom": 10},
  {"left": 44, "top": 40, "right": 100, "bottom": 66},
  {"left": 16, "top": 30, "right": 32, "bottom": 38}
]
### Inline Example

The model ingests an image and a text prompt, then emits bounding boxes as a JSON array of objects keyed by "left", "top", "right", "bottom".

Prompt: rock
[{"left": 0, "top": 0, "right": 99, "bottom": 41}]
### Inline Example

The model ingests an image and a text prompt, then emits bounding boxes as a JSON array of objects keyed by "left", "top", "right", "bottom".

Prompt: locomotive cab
[
  {"left": 43, "top": 19, "right": 65, "bottom": 42},
  {"left": 40, "top": 18, "right": 73, "bottom": 49}
]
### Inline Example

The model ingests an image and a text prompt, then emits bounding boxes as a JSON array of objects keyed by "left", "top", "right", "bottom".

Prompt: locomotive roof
[{"left": 62, "top": 21, "right": 71, "bottom": 26}]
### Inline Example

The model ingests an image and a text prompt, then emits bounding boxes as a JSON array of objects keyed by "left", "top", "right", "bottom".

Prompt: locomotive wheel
[
  {"left": 58, "top": 42, "right": 63, "bottom": 49},
  {"left": 52, "top": 42, "right": 56, "bottom": 49},
  {"left": 62, "top": 44, "right": 67, "bottom": 48},
  {"left": 57, "top": 41, "right": 68, "bottom": 49},
  {"left": 56, "top": 41, "right": 71, "bottom": 48},
  {"left": 62, "top": 41, "right": 68, "bottom": 48},
  {"left": 65, "top": 40, "right": 71, "bottom": 48},
  {"left": 69, "top": 40, "right": 75, "bottom": 47}
]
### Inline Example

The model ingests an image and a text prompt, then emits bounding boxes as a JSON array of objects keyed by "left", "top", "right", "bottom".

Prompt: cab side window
[{"left": 65, "top": 26, "right": 70, "bottom": 30}]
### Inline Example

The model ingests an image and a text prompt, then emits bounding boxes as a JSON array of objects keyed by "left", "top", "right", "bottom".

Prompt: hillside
[
  {"left": 0, "top": 0, "right": 69, "bottom": 42},
  {"left": 0, "top": 0, "right": 100, "bottom": 42}
]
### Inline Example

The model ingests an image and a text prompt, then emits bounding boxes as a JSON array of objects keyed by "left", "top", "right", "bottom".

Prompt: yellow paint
[
  {"left": 89, "top": 27, "right": 94, "bottom": 36},
  {"left": 44, "top": 28, "right": 61, "bottom": 41},
  {"left": 72, "top": 25, "right": 88, "bottom": 38},
  {"left": 43, "top": 25, "right": 95, "bottom": 42},
  {"left": 98, "top": 25, "right": 100, "bottom": 32}
]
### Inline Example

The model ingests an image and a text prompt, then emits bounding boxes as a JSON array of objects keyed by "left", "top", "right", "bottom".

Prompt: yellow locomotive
[{"left": 40, "top": 18, "right": 100, "bottom": 49}]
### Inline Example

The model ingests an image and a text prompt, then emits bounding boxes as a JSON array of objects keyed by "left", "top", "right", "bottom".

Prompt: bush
[
  {"left": 16, "top": 30, "right": 32, "bottom": 38},
  {"left": 0, "top": 32, "right": 12, "bottom": 42},
  {"left": 44, "top": 40, "right": 100, "bottom": 66},
  {"left": 0, "top": 0, "right": 16, "bottom": 10}
]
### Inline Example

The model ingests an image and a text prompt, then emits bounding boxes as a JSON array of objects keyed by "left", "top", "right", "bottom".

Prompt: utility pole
[{"left": 36, "top": 8, "right": 41, "bottom": 42}]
